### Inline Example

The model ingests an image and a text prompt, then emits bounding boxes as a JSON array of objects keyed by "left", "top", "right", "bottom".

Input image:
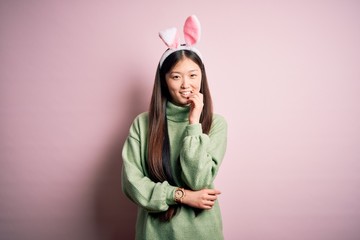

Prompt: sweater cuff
[
  {"left": 166, "top": 186, "right": 177, "bottom": 205},
  {"left": 186, "top": 123, "right": 202, "bottom": 136}
]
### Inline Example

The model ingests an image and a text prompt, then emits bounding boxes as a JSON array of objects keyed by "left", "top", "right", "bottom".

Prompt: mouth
[{"left": 180, "top": 91, "right": 192, "bottom": 97}]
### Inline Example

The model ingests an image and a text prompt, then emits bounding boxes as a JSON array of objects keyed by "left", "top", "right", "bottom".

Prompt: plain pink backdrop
[{"left": 1, "top": 1, "right": 360, "bottom": 239}]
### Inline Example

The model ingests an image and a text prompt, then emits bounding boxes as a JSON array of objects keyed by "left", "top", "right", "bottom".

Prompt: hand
[
  {"left": 182, "top": 189, "right": 221, "bottom": 210},
  {"left": 187, "top": 92, "right": 204, "bottom": 124}
]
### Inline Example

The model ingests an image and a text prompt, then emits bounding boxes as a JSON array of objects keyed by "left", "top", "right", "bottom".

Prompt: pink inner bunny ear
[
  {"left": 159, "top": 27, "right": 180, "bottom": 49},
  {"left": 183, "top": 15, "right": 201, "bottom": 46}
]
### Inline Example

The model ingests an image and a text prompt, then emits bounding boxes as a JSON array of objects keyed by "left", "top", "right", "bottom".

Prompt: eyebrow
[{"left": 170, "top": 69, "right": 199, "bottom": 74}]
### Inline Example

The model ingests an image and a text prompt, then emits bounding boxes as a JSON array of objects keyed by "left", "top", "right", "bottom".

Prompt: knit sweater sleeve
[
  {"left": 121, "top": 114, "right": 177, "bottom": 212},
  {"left": 180, "top": 115, "right": 228, "bottom": 190}
]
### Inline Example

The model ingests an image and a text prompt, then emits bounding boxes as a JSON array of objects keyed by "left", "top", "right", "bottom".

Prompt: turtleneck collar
[{"left": 166, "top": 101, "right": 190, "bottom": 122}]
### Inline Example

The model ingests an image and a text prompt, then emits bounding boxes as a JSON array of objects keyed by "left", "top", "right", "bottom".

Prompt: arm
[
  {"left": 122, "top": 133, "right": 221, "bottom": 211},
  {"left": 180, "top": 115, "right": 228, "bottom": 190},
  {"left": 121, "top": 118, "right": 177, "bottom": 212}
]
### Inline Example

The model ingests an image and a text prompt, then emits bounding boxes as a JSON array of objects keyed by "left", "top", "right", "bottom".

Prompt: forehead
[{"left": 170, "top": 57, "right": 201, "bottom": 73}]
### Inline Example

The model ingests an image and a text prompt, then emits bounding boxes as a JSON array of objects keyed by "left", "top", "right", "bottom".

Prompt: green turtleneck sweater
[{"left": 121, "top": 101, "right": 227, "bottom": 240}]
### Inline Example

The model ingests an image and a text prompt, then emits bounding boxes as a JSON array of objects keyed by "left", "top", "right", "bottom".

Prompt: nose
[{"left": 181, "top": 77, "right": 190, "bottom": 89}]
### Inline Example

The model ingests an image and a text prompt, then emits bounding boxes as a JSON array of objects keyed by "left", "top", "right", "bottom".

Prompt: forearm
[
  {"left": 122, "top": 170, "right": 177, "bottom": 212},
  {"left": 180, "top": 117, "right": 227, "bottom": 190},
  {"left": 122, "top": 136, "right": 177, "bottom": 212}
]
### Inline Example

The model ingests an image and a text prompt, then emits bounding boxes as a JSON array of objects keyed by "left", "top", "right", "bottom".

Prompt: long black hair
[{"left": 147, "top": 49, "right": 213, "bottom": 221}]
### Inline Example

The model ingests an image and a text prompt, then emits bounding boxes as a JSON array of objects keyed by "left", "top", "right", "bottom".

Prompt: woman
[{"left": 121, "top": 15, "right": 227, "bottom": 239}]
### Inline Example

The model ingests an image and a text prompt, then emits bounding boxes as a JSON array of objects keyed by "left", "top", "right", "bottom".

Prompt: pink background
[{"left": 1, "top": 1, "right": 360, "bottom": 239}]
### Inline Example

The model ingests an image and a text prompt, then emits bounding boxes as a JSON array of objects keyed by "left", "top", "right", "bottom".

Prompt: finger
[
  {"left": 186, "top": 94, "right": 198, "bottom": 102},
  {"left": 203, "top": 205, "right": 212, "bottom": 210},
  {"left": 207, "top": 195, "right": 218, "bottom": 201},
  {"left": 187, "top": 97, "right": 197, "bottom": 104},
  {"left": 202, "top": 202, "right": 214, "bottom": 209},
  {"left": 187, "top": 98, "right": 203, "bottom": 108},
  {"left": 188, "top": 92, "right": 203, "bottom": 101},
  {"left": 187, "top": 99, "right": 203, "bottom": 109},
  {"left": 207, "top": 189, "right": 221, "bottom": 195},
  {"left": 204, "top": 200, "right": 215, "bottom": 208}
]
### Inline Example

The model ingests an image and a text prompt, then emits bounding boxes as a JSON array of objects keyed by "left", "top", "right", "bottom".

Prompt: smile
[{"left": 180, "top": 91, "right": 192, "bottom": 97}]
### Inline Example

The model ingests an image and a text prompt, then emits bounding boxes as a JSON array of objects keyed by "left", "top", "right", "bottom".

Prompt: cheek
[
  {"left": 167, "top": 81, "right": 181, "bottom": 92},
  {"left": 169, "top": 85, "right": 178, "bottom": 91},
  {"left": 166, "top": 84, "right": 179, "bottom": 97},
  {"left": 166, "top": 80, "right": 175, "bottom": 91},
  {"left": 194, "top": 80, "right": 202, "bottom": 91}
]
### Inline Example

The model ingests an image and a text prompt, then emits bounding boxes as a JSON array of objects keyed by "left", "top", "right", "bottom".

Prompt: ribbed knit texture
[{"left": 122, "top": 101, "right": 227, "bottom": 240}]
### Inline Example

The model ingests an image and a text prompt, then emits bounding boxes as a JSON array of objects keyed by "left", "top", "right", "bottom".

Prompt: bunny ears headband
[{"left": 159, "top": 15, "right": 202, "bottom": 67}]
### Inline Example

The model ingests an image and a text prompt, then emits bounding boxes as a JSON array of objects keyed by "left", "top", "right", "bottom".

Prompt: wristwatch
[{"left": 174, "top": 187, "right": 186, "bottom": 203}]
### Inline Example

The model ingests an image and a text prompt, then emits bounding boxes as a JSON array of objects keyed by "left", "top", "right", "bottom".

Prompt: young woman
[{"left": 121, "top": 16, "right": 227, "bottom": 239}]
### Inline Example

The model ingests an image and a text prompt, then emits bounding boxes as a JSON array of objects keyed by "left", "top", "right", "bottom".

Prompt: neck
[{"left": 166, "top": 101, "right": 190, "bottom": 122}]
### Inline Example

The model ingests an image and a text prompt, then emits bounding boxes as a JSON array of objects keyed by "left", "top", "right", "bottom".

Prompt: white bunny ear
[
  {"left": 183, "top": 15, "right": 201, "bottom": 46},
  {"left": 159, "top": 27, "right": 180, "bottom": 49}
]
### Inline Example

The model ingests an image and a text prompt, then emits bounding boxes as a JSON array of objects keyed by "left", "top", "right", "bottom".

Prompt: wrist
[
  {"left": 174, "top": 187, "right": 186, "bottom": 204},
  {"left": 189, "top": 119, "right": 199, "bottom": 125},
  {"left": 189, "top": 114, "right": 200, "bottom": 125}
]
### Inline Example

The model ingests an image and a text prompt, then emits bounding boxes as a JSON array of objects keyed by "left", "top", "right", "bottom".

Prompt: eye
[
  {"left": 190, "top": 74, "right": 197, "bottom": 78},
  {"left": 172, "top": 75, "right": 181, "bottom": 80}
]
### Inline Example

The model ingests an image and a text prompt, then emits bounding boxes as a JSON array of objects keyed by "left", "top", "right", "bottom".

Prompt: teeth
[{"left": 180, "top": 91, "right": 191, "bottom": 97}]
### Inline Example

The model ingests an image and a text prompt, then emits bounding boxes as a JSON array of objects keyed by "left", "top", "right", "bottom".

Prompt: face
[{"left": 165, "top": 57, "right": 202, "bottom": 106}]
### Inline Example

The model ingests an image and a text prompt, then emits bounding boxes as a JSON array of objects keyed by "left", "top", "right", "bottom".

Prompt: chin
[{"left": 172, "top": 99, "right": 189, "bottom": 106}]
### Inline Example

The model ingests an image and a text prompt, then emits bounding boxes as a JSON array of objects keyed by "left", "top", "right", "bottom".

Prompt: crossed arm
[{"left": 121, "top": 113, "right": 227, "bottom": 212}]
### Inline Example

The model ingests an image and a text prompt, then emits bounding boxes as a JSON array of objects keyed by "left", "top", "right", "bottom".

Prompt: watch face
[{"left": 175, "top": 190, "right": 184, "bottom": 198}]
